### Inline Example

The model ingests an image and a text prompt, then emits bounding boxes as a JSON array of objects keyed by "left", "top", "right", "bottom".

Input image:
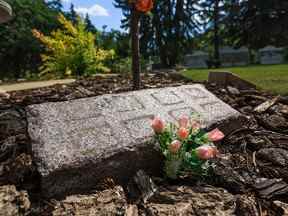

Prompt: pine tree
[
  {"left": 67, "top": 3, "right": 78, "bottom": 25},
  {"left": 197, "top": 0, "right": 228, "bottom": 67},
  {"left": 84, "top": 13, "right": 96, "bottom": 33},
  {"left": 114, "top": 0, "right": 200, "bottom": 67},
  {"left": 225, "top": 0, "right": 288, "bottom": 49},
  {"left": 0, "top": 0, "right": 61, "bottom": 78}
]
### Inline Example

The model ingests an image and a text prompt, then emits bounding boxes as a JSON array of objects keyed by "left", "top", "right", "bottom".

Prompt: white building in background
[
  {"left": 183, "top": 51, "right": 209, "bottom": 68},
  {"left": 259, "top": 46, "right": 284, "bottom": 65},
  {"left": 220, "top": 46, "right": 250, "bottom": 67}
]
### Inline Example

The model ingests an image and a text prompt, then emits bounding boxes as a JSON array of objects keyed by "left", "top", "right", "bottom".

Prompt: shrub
[
  {"left": 109, "top": 57, "right": 151, "bottom": 75},
  {"left": 33, "top": 14, "right": 114, "bottom": 79},
  {"left": 109, "top": 57, "right": 132, "bottom": 75}
]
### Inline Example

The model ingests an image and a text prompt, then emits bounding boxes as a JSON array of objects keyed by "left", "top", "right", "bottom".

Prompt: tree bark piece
[
  {"left": 254, "top": 178, "right": 288, "bottom": 199},
  {"left": 52, "top": 186, "right": 127, "bottom": 216},
  {"left": 254, "top": 96, "right": 280, "bottom": 113},
  {"left": 144, "top": 185, "right": 235, "bottom": 215},
  {"left": 127, "top": 170, "right": 157, "bottom": 203},
  {"left": 0, "top": 185, "right": 30, "bottom": 216}
]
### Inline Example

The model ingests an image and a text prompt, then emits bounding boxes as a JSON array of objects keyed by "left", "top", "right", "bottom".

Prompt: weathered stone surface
[
  {"left": 144, "top": 185, "right": 235, "bottom": 215},
  {"left": 0, "top": 185, "right": 30, "bottom": 216},
  {"left": 26, "top": 84, "right": 241, "bottom": 197},
  {"left": 52, "top": 186, "right": 127, "bottom": 216}
]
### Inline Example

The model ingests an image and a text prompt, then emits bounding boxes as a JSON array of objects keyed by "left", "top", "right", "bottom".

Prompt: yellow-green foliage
[{"left": 33, "top": 14, "right": 114, "bottom": 78}]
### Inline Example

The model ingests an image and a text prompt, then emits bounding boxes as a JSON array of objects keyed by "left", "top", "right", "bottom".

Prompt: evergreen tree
[
  {"left": 0, "top": 0, "right": 60, "bottom": 79},
  {"left": 225, "top": 0, "right": 288, "bottom": 49},
  {"left": 197, "top": 0, "right": 229, "bottom": 67},
  {"left": 67, "top": 3, "right": 79, "bottom": 25},
  {"left": 84, "top": 13, "right": 96, "bottom": 33},
  {"left": 114, "top": 0, "right": 200, "bottom": 67},
  {"left": 99, "top": 29, "right": 130, "bottom": 58}
]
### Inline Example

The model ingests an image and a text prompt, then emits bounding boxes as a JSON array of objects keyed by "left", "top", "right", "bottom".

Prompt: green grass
[{"left": 182, "top": 64, "right": 288, "bottom": 95}]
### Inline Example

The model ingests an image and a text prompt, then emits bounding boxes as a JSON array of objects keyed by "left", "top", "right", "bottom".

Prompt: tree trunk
[
  {"left": 213, "top": 0, "right": 220, "bottom": 68},
  {"left": 153, "top": 7, "right": 169, "bottom": 67},
  {"left": 172, "top": 0, "right": 184, "bottom": 66},
  {"left": 131, "top": 8, "right": 141, "bottom": 90}
]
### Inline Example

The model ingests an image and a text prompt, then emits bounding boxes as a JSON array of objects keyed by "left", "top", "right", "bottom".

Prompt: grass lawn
[{"left": 182, "top": 64, "right": 288, "bottom": 95}]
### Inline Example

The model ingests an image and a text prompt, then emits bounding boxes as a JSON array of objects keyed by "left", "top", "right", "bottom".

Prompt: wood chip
[{"left": 254, "top": 96, "right": 280, "bottom": 113}]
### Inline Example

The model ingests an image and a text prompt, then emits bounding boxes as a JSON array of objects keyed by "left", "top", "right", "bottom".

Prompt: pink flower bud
[
  {"left": 178, "top": 115, "right": 189, "bottom": 128},
  {"left": 178, "top": 127, "right": 189, "bottom": 140},
  {"left": 169, "top": 140, "right": 181, "bottom": 154},
  {"left": 191, "top": 120, "right": 201, "bottom": 129},
  {"left": 151, "top": 117, "right": 165, "bottom": 134},
  {"left": 207, "top": 128, "right": 225, "bottom": 142},
  {"left": 196, "top": 145, "right": 218, "bottom": 160}
]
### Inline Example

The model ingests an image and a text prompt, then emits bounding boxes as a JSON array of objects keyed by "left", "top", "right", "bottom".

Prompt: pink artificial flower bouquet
[{"left": 151, "top": 114, "right": 225, "bottom": 179}]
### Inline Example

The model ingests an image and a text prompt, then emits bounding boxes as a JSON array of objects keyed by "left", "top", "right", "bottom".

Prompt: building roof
[
  {"left": 260, "top": 46, "right": 284, "bottom": 52},
  {"left": 220, "top": 46, "right": 249, "bottom": 54},
  {"left": 186, "top": 51, "right": 209, "bottom": 57}
]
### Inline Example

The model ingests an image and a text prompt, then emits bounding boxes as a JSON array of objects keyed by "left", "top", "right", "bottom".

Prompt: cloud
[
  {"left": 75, "top": 4, "right": 109, "bottom": 17},
  {"left": 61, "top": 0, "right": 71, "bottom": 3}
]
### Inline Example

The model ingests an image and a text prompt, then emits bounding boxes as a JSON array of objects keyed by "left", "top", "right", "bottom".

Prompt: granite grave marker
[{"left": 26, "top": 84, "right": 243, "bottom": 197}]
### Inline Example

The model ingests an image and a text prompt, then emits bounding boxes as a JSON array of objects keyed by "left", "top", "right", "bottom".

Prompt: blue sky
[{"left": 61, "top": 0, "right": 123, "bottom": 31}]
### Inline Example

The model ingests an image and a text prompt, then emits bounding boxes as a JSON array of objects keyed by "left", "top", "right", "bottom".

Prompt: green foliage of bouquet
[
  {"left": 151, "top": 115, "right": 224, "bottom": 179},
  {"left": 32, "top": 14, "right": 115, "bottom": 79}
]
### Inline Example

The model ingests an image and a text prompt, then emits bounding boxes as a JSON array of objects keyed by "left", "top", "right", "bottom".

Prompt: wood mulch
[{"left": 0, "top": 73, "right": 288, "bottom": 215}]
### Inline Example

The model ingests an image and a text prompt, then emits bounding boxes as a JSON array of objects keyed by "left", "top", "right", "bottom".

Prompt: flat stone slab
[{"left": 26, "top": 84, "right": 242, "bottom": 198}]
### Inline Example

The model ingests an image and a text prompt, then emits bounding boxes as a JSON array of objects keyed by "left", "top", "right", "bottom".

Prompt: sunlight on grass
[{"left": 182, "top": 64, "right": 288, "bottom": 96}]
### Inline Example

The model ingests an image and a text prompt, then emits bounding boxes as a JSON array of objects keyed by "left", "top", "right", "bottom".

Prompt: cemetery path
[
  {"left": 0, "top": 79, "right": 75, "bottom": 92},
  {"left": 0, "top": 73, "right": 288, "bottom": 215}
]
